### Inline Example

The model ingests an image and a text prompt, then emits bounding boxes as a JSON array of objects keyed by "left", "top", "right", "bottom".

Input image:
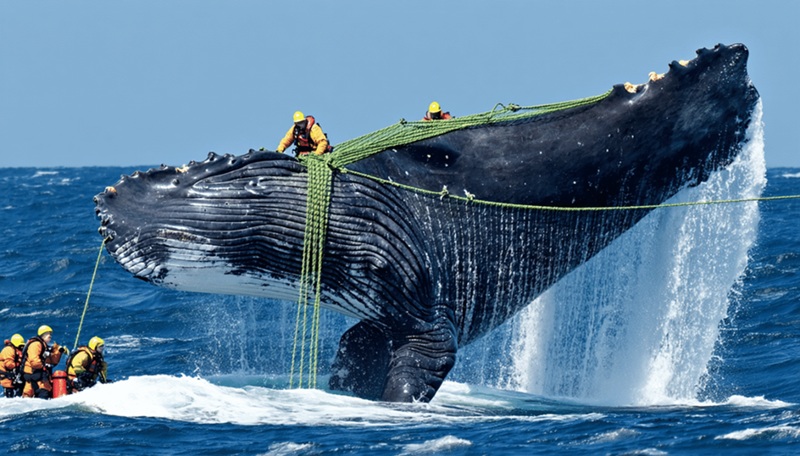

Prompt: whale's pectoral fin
[
  {"left": 329, "top": 320, "right": 392, "bottom": 400},
  {"left": 329, "top": 316, "right": 458, "bottom": 403},
  {"left": 381, "top": 320, "right": 457, "bottom": 403}
]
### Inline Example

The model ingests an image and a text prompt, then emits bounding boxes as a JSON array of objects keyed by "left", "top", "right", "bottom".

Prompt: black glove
[{"left": 59, "top": 346, "right": 69, "bottom": 355}]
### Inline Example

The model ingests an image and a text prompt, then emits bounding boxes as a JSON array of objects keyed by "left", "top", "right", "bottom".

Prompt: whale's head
[{"left": 95, "top": 152, "right": 310, "bottom": 300}]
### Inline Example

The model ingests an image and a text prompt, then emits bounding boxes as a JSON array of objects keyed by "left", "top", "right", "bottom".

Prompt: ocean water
[{"left": 2, "top": 147, "right": 800, "bottom": 451}]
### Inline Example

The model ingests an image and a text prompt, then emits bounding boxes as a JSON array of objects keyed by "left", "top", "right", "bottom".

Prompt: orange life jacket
[
  {"left": 293, "top": 116, "right": 317, "bottom": 153},
  {"left": 0, "top": 342, "right": 22, "bottom": 386},
  {"left": 21, "top": 336, "right": 59, "bottom": 375},
  {"left": 293, "top": 116, "right": 333, "bottom": 155},
  {"left": 422, "top": 111, "right": 453, "bottom": 121},
  {"left": 66, "top": 347, "right": 103, "bottom": 380}
]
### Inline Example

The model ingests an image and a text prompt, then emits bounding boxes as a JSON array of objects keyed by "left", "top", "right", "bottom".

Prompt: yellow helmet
[
  {"left": 38, "top": 325, "right": 53, "bottom": 336},
  {"left": 89, "top": 336, "right": 105, "bottom": 351},
  {"left": 10, "top": 334, "right": 24, "bottom": 348},
  {"left": 293, "top": 111, "right": 305, "bottom": 123},
  {"left": 428, "top": 101, "right": 441, "bottom": 114}
]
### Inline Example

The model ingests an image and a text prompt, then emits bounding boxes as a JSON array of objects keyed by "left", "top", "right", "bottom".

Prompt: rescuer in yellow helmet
[
  {"left": 276, "top": 110, "right": 332, "bottom": 156},
  {"left": 422, "top": 101, "right": 453, "bottom": 121},
  {"left": 22, "top": 325, "right": 68, "bottom": 399},
  {"left": 1, "top": 333, "right": 26, "bottom": 397},
  {"left": 67, "top": 336, "right": 109, "bottom": 393}
]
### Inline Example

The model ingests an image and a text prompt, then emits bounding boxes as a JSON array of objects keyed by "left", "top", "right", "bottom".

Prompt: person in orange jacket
[
  {"left": 22, "top": 325, "right": 68, "bottom": 399},
  {"left": 67, "top": 336, "right": 109, "bottom": 393},
  {"left": 1, "top": 334, "right": 25, "bottom": 398},
  {"left": 422, "top": 101, "right": 453, "bottom": 121},
  {"left": 276, "top": 111, "right": 331, "bottom": 156}
]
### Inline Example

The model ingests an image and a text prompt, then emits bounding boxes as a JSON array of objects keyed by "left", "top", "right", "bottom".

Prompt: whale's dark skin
[{"left": 95, "top": 44, "right": 759, "bottom": 403}]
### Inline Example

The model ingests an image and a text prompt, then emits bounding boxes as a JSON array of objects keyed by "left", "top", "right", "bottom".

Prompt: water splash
[
  {"left": 507, "top": 101, "right": 766, "bottom": 406},
  {"left": 195, "top": 295, "right": 353, "bottom": 378}
]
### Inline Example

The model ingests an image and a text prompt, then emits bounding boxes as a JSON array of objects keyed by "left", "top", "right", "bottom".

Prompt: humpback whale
[{"left": 95, "top": 43, "right": 759, "bottom": 403}]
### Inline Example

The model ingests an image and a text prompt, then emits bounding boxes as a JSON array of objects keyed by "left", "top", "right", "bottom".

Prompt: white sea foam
[
  {"left": 11, "top": 310, "right": 51, "bottom": 318},
  {"left": 716, "top": 425, "right": 800, "bottom": 441},
  {"left": 1, "top": 374, "right": 788, "bottom": 433},
  {"left": 0, "top": 376, "right": 606, "bottom": 426},
  {"left": 260, "top": 442, "right": 316, "bottom": 456},
  {"left": 0, "top": 376, "right": 438, "bottom": 425},
  {"left": 721, "top": 394, "right": 793, "bottom": 408},
  {"left": 399, "top": 436, "right": 472, "bottom": 455},
  {"left": 105, "top": 334, "right": 173, "bottom": 350},
  {"left": 619, "top": 450, "right": 668, "bottom": 456},
  {"left": 582, "top": 428, "right": 641, "bottom": 445},
  {"left": 32, "top": 171, "right": 58, "bottom": 178}
]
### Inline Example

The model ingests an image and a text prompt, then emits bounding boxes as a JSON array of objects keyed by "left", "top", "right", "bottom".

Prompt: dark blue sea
[{"left": 2, "top": 140, "right": 800, "bottom": 452}]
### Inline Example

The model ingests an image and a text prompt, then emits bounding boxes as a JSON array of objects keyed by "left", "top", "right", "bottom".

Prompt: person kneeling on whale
[
  {"left": 1, "top": 334, "right": 26, "bottom": 398},
  {"left": 22, "top": 325, "right": 68, "bottom": 399},
  {"left": 67, "top": 336, "right": 109, "bottom": 393},
  {"left": 422, "top": 101, "right": 453, "bottom": 121}
]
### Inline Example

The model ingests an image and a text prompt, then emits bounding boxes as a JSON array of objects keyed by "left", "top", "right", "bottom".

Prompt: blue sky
[{"left": 1, "top": 1, "right": 798, "bottom": 168}]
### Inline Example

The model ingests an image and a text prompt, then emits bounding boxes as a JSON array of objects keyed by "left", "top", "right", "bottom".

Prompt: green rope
[
  {"left": 307, "top": 156, "right": 331, "bottom": 389},
  {"left": 74, "top": 237, "right": 107, "bottom": 351},
  {"left": 340, "top": 167, "right": 800, "bottom": 211},
  {"left": 290, "top": 154, "right": 334, "bottom": 389}
]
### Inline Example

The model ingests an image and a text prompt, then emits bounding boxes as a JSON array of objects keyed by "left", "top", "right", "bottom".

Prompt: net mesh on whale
[{"left": 329, "top": 92, "right": 612, "bottom": 168}]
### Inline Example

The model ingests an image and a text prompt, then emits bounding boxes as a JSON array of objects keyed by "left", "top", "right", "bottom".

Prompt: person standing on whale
[{"left": 276, "top": 110, "right": 331, "bottom": 156}]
